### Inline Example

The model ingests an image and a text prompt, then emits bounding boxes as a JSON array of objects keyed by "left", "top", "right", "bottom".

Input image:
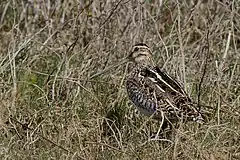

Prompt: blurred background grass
[{"left": 0, "top": 0, "right": 239, "bottom": 159}]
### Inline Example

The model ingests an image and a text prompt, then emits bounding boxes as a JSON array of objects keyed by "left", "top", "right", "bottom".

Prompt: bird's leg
[{"left": 149, "top": 111, "right": 167, "bottom": 139}]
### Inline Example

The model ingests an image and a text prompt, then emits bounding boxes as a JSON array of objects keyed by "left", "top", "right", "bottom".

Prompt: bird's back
[{"left": 126, "top": 64, "right": 203, "bottom": 122}]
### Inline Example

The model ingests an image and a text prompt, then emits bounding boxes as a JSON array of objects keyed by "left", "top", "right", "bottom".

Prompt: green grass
[{"left": 0, "top": 0, "right": 240, "bottom": 159}]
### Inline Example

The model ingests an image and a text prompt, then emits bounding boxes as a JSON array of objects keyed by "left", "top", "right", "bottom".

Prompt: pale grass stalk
[
  {"left": 177, "top": 0, "right": 186, "bottom": 88},
  {"left": 217, "top": 30, "right": 231, "bottom": 125}
]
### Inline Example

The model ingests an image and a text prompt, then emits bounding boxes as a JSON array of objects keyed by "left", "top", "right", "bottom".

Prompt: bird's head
[{"left": 128, "top": 43, "right": 153, "bottom": 65}]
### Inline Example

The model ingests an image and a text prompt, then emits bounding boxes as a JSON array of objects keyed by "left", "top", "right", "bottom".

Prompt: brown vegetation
[{"left": 0, "top": 0, "right": 239, "bottom": 159}]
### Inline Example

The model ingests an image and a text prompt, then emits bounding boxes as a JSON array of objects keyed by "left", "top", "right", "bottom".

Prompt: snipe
[{"left": 126, "top": 43, "right": 204, "bottom": 124}]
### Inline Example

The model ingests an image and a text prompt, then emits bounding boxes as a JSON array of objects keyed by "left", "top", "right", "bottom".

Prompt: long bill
[{"left": 89, "top": 57, "right": 128, "bottom": 79}]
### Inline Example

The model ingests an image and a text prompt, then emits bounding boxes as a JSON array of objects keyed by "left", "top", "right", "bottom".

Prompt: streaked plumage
[{"left": 126, "top": 43, "right": 204, "bottom": 123}]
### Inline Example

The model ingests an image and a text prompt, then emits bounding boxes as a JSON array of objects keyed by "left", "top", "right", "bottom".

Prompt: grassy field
[{"left": 0, "top": 0, "right": 240, "bottom": 159}]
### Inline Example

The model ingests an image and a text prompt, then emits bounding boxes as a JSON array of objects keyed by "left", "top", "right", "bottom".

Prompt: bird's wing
[
  {"left": 142, "top": 67, "right": 194, "bottom": 115},
  {"left": 145, "top": 67, "right": 192, "bottom": 102},
  {"left": 146, "top": 67, "right": 204, "bottom": 119},
  {"left": 127, "top": 67, "right": 180, "bottom": 112},
  {"left": 127, "top": 66, "right": 203, "bottom": 122}
]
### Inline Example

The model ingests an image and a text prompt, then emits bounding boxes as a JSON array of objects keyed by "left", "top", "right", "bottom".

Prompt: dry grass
[{"left": 0, "top": 0, "right": 240, "bottom": 159}]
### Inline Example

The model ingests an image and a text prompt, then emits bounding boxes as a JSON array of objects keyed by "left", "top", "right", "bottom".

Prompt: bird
[{"left": 126, "top": 43, "right": 204, "bottom": 125}]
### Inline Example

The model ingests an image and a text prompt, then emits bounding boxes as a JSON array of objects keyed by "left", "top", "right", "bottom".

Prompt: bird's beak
[{"left": 89, "top": 57, "right": 128, "bottom": 79}]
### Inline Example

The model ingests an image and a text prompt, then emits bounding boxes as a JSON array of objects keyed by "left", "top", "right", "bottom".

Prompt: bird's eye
[{"left": 133, "top": 47, "right": 139, "bottom": 52}]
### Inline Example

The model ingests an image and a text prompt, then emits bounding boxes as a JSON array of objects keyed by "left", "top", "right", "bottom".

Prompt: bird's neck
[{"left": 127, "top": 61, "right": 154, "bottom": 75}]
